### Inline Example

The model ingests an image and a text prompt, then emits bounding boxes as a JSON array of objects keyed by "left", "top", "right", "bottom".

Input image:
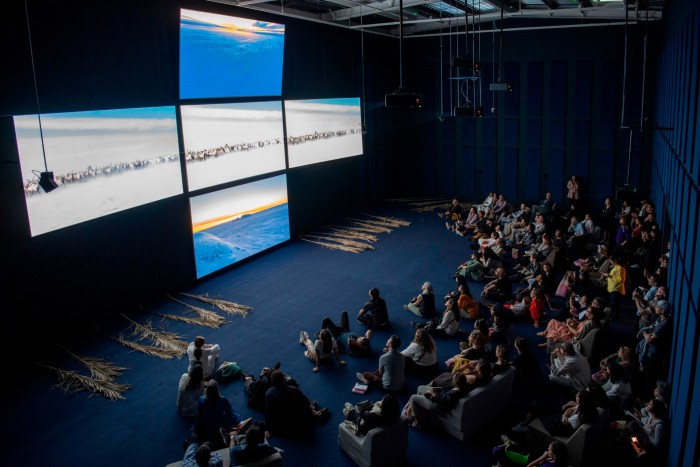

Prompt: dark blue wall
[{"left": 650, "top": 3, "right": 700, "bottom": 467}]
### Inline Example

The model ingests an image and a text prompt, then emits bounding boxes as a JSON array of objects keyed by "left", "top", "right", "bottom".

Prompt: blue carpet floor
[{"left": 4, "top": 201, "right": 637, "bottom": 466}]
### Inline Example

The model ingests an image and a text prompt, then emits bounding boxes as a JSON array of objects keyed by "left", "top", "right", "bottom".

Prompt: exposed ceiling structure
[{"left": 205, "top": 0, "right": 664, "bottom": 38}]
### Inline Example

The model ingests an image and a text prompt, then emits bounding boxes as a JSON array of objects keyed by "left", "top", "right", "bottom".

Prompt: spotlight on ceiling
[{"left": 38, "top": 171, "right": 59, "bottom": 193}]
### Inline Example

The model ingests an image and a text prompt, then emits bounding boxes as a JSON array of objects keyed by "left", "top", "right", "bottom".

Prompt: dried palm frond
[
  {"left": 55, "top": 344, "right": 127, "bottom": 381},
  {"left": 303, "top": 235, "right": 374, "bottom": 251},
  {"left": 156, "top": 313, "right": 223, "bottom": 328},
  {"left": 346, "top": 221, "right": 392, "bottom": 233},
  {"left": 300, "top": 238, "right": 363, "bottom": 253},
  {"left": 322, "top": 229, "right": 378, "bottom": 242},
  {"left": 179, "top": 293, "right": 253, "bottom": 317},
  {"left": 166, "top": 295, "right": 229, "bottom": 326},
  {"left": 34, "top": 362, "right": 130, "bottom": 400},
  {"left": 359, "top": 213, "right": 411, "bottom": 227},
  {"left": 112, "top": 334, "right": 184, "bottom": 359},
  {"left": 121, "top": 314, "right": 188, "bottom": 353}
]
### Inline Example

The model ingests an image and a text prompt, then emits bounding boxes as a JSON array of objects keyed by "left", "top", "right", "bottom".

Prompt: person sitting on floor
[
  {"left": 187, "top": 336, "right": 221, "bottom": 381},
  {"left": 192, "top": 380, "right": 242, "bottom": 450},
  {"left": 264, "top": 370, "right": 328, "bottom": 436},
  {"left": 342, "top": 393, "right": 401, "bottom": 435},
  {"left": 357, "top": 335, "right": 405, "bottom": 392},
  {"left": 401, "top": 328, "right": 438, "bottom": 378},
  {"left": 298, "top": 328, "right": 347, "bottom": 372},
  {"left": 178, "top": 363, "right": 205, "bottom": 418},
  {"left": 404, "top": 281, "right": 437, "bottom": 321},
  {"left": 356, "top": 287, "right": 389, "bottom": 329},
  {"left": 242, "top": 363, "right": 296, "bottom": 412},
  {"left": 321, "top": 310, "right": 372, "bottom": 357},
  {"left": 481, "top": 268, "right": 513, "bottom": 303}
]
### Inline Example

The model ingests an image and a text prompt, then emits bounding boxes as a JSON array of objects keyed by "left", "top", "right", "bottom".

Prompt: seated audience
[
  {"left": 342, "top": 393, "right": 401, "bottom": 435},
  {"left": 408, "top": 361, "right": 492, "bottom": 429},
  {"left": 357, "top": 335, "right": 405, "bottom": 392},
  {"left": 188, "top": 336, "right": 221, "bottom": 380},
  {"left": 299, "top": 328, "right": 346, "bottom": 372},
  {"left": 177, "top": 363, "right": 205, "bottom": 418},
  {"left": 356, "top": 287, "right": 389, "bottom": 329},
  {"left": 481, "top": 268, "right": 513, "bottom": 303},
  {"left": 404, "top": 281, "right": 437, "bottom": 320},
  {"left": 227, "top": 424, "right": 279, "bottom": 466},
  {"left": 400, "top": 328, "right": 438, "bottom": 378},
  {"left": 548, "top": 342, "right": 591, "bottom": 391},
  {"left": 511, "top": 336, "right": 544, "bottom": 389},
  {"left": 182, "top": 434, "right": 223, "bottom": 467},
  {"left": 192, "top": 380, "right": 242, "bottom": 449},
  {"left": 264, "top": 370, "right": 327, "bottom": 436},
  {"left": 321, "top": 311, "right": 372, "bottom": 357},
  {"left": 242, "top": 363, "right": 296, "bottom": 412}
]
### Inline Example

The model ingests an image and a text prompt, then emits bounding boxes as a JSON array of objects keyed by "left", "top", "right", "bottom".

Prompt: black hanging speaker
[{"left": 38, "top": 171, "right": 59, "bottom": 193}]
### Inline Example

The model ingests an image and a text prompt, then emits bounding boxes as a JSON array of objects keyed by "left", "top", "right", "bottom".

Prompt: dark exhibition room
[{"left": 0, "top": 0, "right": 698, "bottom": 466}]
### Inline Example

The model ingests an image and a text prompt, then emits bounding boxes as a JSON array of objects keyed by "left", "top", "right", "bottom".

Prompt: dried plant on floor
[
  {"left": 359, "top": 213, "right": 412, "bottom": 227},
  {"left": 56, "top": 344, "right": 127, "bottom": 381},
  {"left": 303, "top": 235, "right": 374, "bottom": 251},
  {"left": 112, "top": 334, "right": 184, "bottom": 359},
  {"left": 323, "top": 228, "right": 378, "bottom": 242},
  {"left": 165, "top": 295, "right": 229, "bottom": 327},
  {"left": 121, "top": 314, "right": 188, "bottom": 354},
  {"left": 179, "top": 293, "right": 253, "bottom": 317},
  {"left": 300, "top": 238, "right": 364, "bottom": 253},
  {"left": 34, "top": 362, "right": 131, "bottom": 400},
  {"left": 345, "top": 221, "right": 392, "bottom": 233}
]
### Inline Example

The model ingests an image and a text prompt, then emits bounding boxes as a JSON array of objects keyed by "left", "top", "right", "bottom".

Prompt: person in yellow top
[{"left": 603, "top": 254, "right": 627, "bottom": 321}]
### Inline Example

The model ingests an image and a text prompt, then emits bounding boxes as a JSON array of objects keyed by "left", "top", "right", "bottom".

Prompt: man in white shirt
[
  {"left": 549, "top": 342, "right": 591, "bottom": 391},
  {"left": 188, "top": 335, "right": 221, "bottom": 380}
]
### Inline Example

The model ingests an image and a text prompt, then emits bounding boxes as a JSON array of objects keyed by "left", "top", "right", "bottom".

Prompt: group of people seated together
[{"left": 175, "top": 183, "right": 674, "bottom": 466}]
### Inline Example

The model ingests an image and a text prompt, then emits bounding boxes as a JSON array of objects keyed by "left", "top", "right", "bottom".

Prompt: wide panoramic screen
[
  {"left": 181, "top": 102, "right": 286, "bottom": 192},
  {"left": 190, "top": 174, "right": 290, "bottom": 278},
  {"left": 15, "top": 107, "right": 182, "bottom": 237},
  {"left": 180, "top": 9, "right": 285, "bottom": 99},
  {"left": 285, "top": 97, "right": 363, "bottom": 168}
]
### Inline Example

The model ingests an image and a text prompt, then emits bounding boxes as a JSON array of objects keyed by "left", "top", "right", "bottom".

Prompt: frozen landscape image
[
  {"left": 180, "top": 9, "right": 284, "bottom": 99},
  {"left": 14, "top": 107, "right": 182, "bottom": 237},
  {"left": 181, "top": 102, "right": 286, "bottom": 192},
  {"left": 190, "top": 174, "right": 290, "bottom": 278},
  {"left": 285, "top": 97, "right": 363, "bottom": 168}
]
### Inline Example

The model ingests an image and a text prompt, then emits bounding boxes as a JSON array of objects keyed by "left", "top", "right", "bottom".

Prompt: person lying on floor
[
  {"left": 321, "top": 310, "right": 372, "bottom": 357},
  {"left": 241, "top": 362, "right": 297, "bottom": 412},
  {"left": 298, "top": 328, "right": 347, "bottom": 372},
  {"left": 264, "top": 370, "right": 328, "bottom": 436}
]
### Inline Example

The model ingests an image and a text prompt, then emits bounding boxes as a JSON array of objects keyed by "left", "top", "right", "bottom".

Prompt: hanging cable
[
  {"left": 23, "top": 0, "right": 49, "bottom": 174},
  {"left": 360, "top": 5, "right": 367, "bottom": 134},
  {"left": 498, "top": 2, "right": 504, "bottom": 82},
  {"left": 439, "top": 13, "right": 444, "bottom": 119}
]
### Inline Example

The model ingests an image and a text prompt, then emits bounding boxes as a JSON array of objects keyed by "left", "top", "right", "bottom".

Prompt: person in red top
[{"left": 529, "top": 288, "right": 545, "bottom": 329}]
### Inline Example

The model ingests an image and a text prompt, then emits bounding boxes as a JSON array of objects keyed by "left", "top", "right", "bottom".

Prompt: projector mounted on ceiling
[
  {"left": 385, "top": 0, "right": 422, "bottom": 109},
  {"left": 385, "top": 89, "right": 423, "bottom": 108}
]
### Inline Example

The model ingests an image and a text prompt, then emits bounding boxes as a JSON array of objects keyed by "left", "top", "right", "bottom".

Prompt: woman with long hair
[
  {"left": 299, "top": 328, "right": 347, "bottom": 372},
  {"left": 401, "top": 327, "right": 438, "bottom": 377},
  {"left": 177, "top": 363, "right": 205, "bottom": 417},
  {"left": 457, "top": 283, "right": 479, "bottom": 320},
  {"left": 192, "top": 380, "right": 242, "bottom": 449}
]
